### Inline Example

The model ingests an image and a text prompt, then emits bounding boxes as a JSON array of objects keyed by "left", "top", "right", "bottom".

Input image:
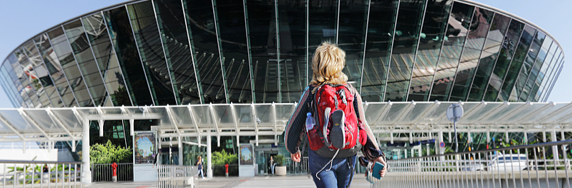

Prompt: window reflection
[
  {"left": 278, "top": 0, "right": 307, "bottom": 103},
  {"left": 429, "top": 2, "right": 474, "bottom": 101},
  {"left": 34, "top": 33, "right": 76, "bottom": 107},
  {"left": 12, "top": 50, "right": 41, "bottom": 107},
  {"left": 83, "top": 12, "right": 132, "bottom": 106},
  {"left": 407, "top": 0, "right": 452, "bottom": 101},
  {"left": 214, "top": 0, "right": 252, "bottom": 103},
  {"left": 482, "top": 20, "right": 523, "bottom": 101},
  {"left": 104, "top": 7, "right": 154, "bottom": 106},
  {"left": 183, "top": 0, "right": 227, "bottom": 103},
  {"left": 385, "top": 0, "right": 426, "bottom": 102},
  {"left": 246, "top": 0, "right": 278, "bottom": 103},
  {"left": 155, "top": 0, "right": 201, "bottom": 104},
  {"left": 21, "top": 41, "right": 56, "bottom": 107},
  {"left": 467, "top": 14, "right": 510, "bottom": 101},
  {"left": 127, "top": 1, "right": 177, "bottom": 105},
  {"left": 510, "top": 30, "right": 544, "bottom": 101},
  {"left": 498, "top": 25, "right": 535, "bottom": 102},
  {"left": 361, "top": 0, "right": 399, "bottom": 102},
  {"left": 63, "top": 20, "right": 110, "bottom": 106},
  {"left": 48, "top": 27, "right": 93, "bottom": 107},
  {"left": 449, "top": 7, "right": 493, "bottom": 101}
]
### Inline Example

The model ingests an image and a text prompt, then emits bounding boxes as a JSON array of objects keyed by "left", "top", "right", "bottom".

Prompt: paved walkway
[{"left": 87, "top": 175, "right": 372, "bottom": 188}]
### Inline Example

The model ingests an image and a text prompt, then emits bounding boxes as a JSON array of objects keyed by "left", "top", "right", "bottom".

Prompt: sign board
[
  {"left": 446, "top": 103, "right": 464, "bottom": 122},
  {"left": 439, "top": 142, "right": 445, "bottom": 148},
  {"left": 134, "top": 131, "right": 157, "bottom": 164},
  {"left": 132, "top": 131, "right": 158, "bottom": 182}
]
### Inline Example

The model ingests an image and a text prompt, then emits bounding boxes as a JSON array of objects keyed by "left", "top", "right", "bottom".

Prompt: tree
[
  {"left": 88, "top": 140, "right": 132, "bottom": 164},
  {"left": 212, "top": 150, "right": 237, "bottom": 165}
]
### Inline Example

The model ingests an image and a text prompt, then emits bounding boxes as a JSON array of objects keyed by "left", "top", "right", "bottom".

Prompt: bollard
[
  {"left": 225, "top": 163, "right": 229, "bottom": 177},
  {"left": 111, "top": 162, "right": 118, "bottom": 182}
]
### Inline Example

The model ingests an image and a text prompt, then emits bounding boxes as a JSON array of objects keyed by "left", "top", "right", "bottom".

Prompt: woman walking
[
  {"left": 284, "top": 42, "right": 387, "bottom": 188},
  {"left": 196, "top": 156, "right": 204, "bottom": 179}
]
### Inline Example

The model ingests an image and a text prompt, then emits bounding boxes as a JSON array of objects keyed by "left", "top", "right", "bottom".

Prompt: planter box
[{"left": 275, "top": 166, "right": 287, "bottom": 176}]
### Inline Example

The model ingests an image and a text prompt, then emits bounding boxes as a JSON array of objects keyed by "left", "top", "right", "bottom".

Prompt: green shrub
[{"left": 274, "top": 155, "right": 284, "bottom": 166}]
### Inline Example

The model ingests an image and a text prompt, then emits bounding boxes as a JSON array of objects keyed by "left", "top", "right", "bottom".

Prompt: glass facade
[{"left": 0, "top": 0, "right": 564, "bottom": 108}]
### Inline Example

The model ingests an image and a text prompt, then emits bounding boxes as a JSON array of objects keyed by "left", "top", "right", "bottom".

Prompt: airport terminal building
[{"left": 0, "top": 0, "right": 566, "bottom": 181}]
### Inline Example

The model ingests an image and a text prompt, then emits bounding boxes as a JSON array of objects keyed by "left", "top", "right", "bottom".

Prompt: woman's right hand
[{"left": 291, "top": 150, "right": 301, "bottom": 162}]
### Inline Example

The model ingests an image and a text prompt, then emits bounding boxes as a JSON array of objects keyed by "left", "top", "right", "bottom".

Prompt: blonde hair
[{"left": 310, "top": 42, "right": 348, "bottom": 87}]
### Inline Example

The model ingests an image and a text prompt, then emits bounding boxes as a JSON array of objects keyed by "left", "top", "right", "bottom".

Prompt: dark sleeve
[
  {"left": 284, "top": 86, "right": 311, "bottom": 154},
  {"left": 352, "top": 89, "right": 385, "bottom": 166}
]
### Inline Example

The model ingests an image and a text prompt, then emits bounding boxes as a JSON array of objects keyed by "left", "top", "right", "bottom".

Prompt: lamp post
[{"left": 447, "top": 103, "right": 464, "bottom": 153}]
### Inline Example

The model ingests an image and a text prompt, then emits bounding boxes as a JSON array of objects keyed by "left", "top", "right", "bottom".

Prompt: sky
[{"left": 0, "top": 0, "right": 570, "bottom": 108}]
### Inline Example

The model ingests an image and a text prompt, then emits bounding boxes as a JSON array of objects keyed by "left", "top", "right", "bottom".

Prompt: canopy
[{"left": 1, "top": 102, "right": 571, "bottom": 143}]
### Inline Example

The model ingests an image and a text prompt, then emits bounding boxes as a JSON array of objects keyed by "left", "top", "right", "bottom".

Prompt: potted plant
[{"left": 274, "top": 155, "right": 287, "bottom": 176}]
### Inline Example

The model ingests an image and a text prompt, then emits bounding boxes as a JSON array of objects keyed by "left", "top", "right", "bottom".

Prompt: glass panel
[
  {"left": 148, "top": 107, "right": 172, "bottom": 128},
  {"left": 254, "top": 105, "right": 273, "bottom": 125},
  {"left": 21, "top": 41, "right": 54, "bottom": 107},
  {"left": 363, "top": 103, "right": 387, "bottom": 124},
  {"left": 34, "top": 33, "right": 75, "bottom": 107},
  {"left": 361, "top": 0, "right": 398, "bottom": 102},
  {"left": 0, "top": 68, "right": 21, "bottom": 107},
  {"left": 467, "top": 14, "right": 510, "bottom": 101},
  {"left": 278, "top": 0, "right": 307, "bottom": 103},
  {"left": 246, "top": 0, "right": 278, "bottom": 103},
  {"left": 521, "top": 39, "right": 553, "bottom": 101},
  {"left": 170, "top": 106, "right": 194, "bottom": 129},
  {"left": 12, "top": 50, "right": 41, "bottom": 107},
  {"left": 83, "top": 12, "right": 132, "bottom": 106},
  {"left": 0, "top": 110, "right": 35, "bottom": 133},
  {"left": 25, "top": 110, "right": 63, "bottom": 133},
  {"left": 519, "top": 41, "right": 556, "bottom": 101},
  {"left": 308, "top": 0, "right": 338, "bottom": 70},
  {"left": 407, "top": 0, "right": 452, "bottom": 101},
  {"left": 384, "top": 0, "right": 426, "bottom": 102},
  {"left": 104, "top": 7, "right": 154, "bottom": 105},
  {"left": 449, "top": 7, "right": 493, "bottom": 101},
  {"left": 498, "top": 25, "right": 536, "bottom": 101},
  {"left": 191, "top": 106, "right": 215, "bottom": 129},
  {"left": 184, "top": 0, "right": 226, "bottom": 103},
  {"left": 275, "top": 104, "right": 296, "bottom": 123},
  {"left": 212, "top": 106, "right": 233, "bottom": 127},
  {"left": 63, "top": 20, "right": 109, "bottom": 106},
  {"left": 536, "top": 49, "right": 561, "bottom": 101},
  {"left": 337, "top": 0, "right": 368, "bottom": 90},
  {"left": 48, "top": 27, "right": 93, "bottom": 107},
  {"left": 511, "top": 31, "right": 545, "bottom": 101},
  {"left": 379, "top": 103, "right": 408, "bottom": 123},
  {"left": 3, "top": 60, "right": 29, "bottom": 107},
  {"left": 213, "top": 0, "right": 252, "bottom": 103},
  {"left": 51, "top": 109, "right": 83, "bottom": 132},
  {"left": 482, "top": 20, "right": 524, "bottom": 101},
  {"left": 233, "top": 105, "right": 253, "bottom": 124},
  {"left": 127, "top": 1, "right": 176, "bottom": 105},
  {"left": 155, "top": 0, "right": 200, "bottom": 104},
  {"left": 429, "top": 2, "right": 474, "bottom": 101}
]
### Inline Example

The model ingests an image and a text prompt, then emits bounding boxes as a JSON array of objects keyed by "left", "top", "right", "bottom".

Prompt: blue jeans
[{"left": 309, "top": 149, "right": 356, "bottom": 188}]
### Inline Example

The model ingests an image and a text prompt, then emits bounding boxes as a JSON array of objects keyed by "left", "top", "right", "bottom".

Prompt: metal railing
[
  {"left": 375, "top": 140, "right": 572, "bottom": 188},
  {"left": 91, "top": 163, "right": 133, "bottom": 182},
  {"left": 0, "top": 160, "right": 82, "bottom": 187},
  {"left": 157, "top": 165, "right": 197, "bottom": 188}
]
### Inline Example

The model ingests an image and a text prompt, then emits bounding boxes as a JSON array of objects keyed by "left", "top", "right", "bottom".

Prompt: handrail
[
  {"left": 393, "top": 140, "right": 572, "bottom": 161},
  {"left": 0, "top": 160, "right": 82, "bottom": 164}
]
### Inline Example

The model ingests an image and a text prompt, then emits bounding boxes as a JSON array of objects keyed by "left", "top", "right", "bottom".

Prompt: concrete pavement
[{"left": 86, "top": 175, "right": 372, "bottom": 188}]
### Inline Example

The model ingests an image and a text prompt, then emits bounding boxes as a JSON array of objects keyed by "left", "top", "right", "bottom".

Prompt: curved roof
[{"left": 1, "top": 0, "right": 564, "bottom": 63}]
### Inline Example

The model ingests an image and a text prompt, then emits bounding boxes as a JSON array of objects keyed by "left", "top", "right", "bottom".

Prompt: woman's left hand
[{"left": 370, "top": 156, "right": 388, "bottom": 178}]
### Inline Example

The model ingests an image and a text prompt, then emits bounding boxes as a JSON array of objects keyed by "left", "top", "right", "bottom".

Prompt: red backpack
[{"left": 307, "top": 84, "right": 368, "bottom": 158}]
